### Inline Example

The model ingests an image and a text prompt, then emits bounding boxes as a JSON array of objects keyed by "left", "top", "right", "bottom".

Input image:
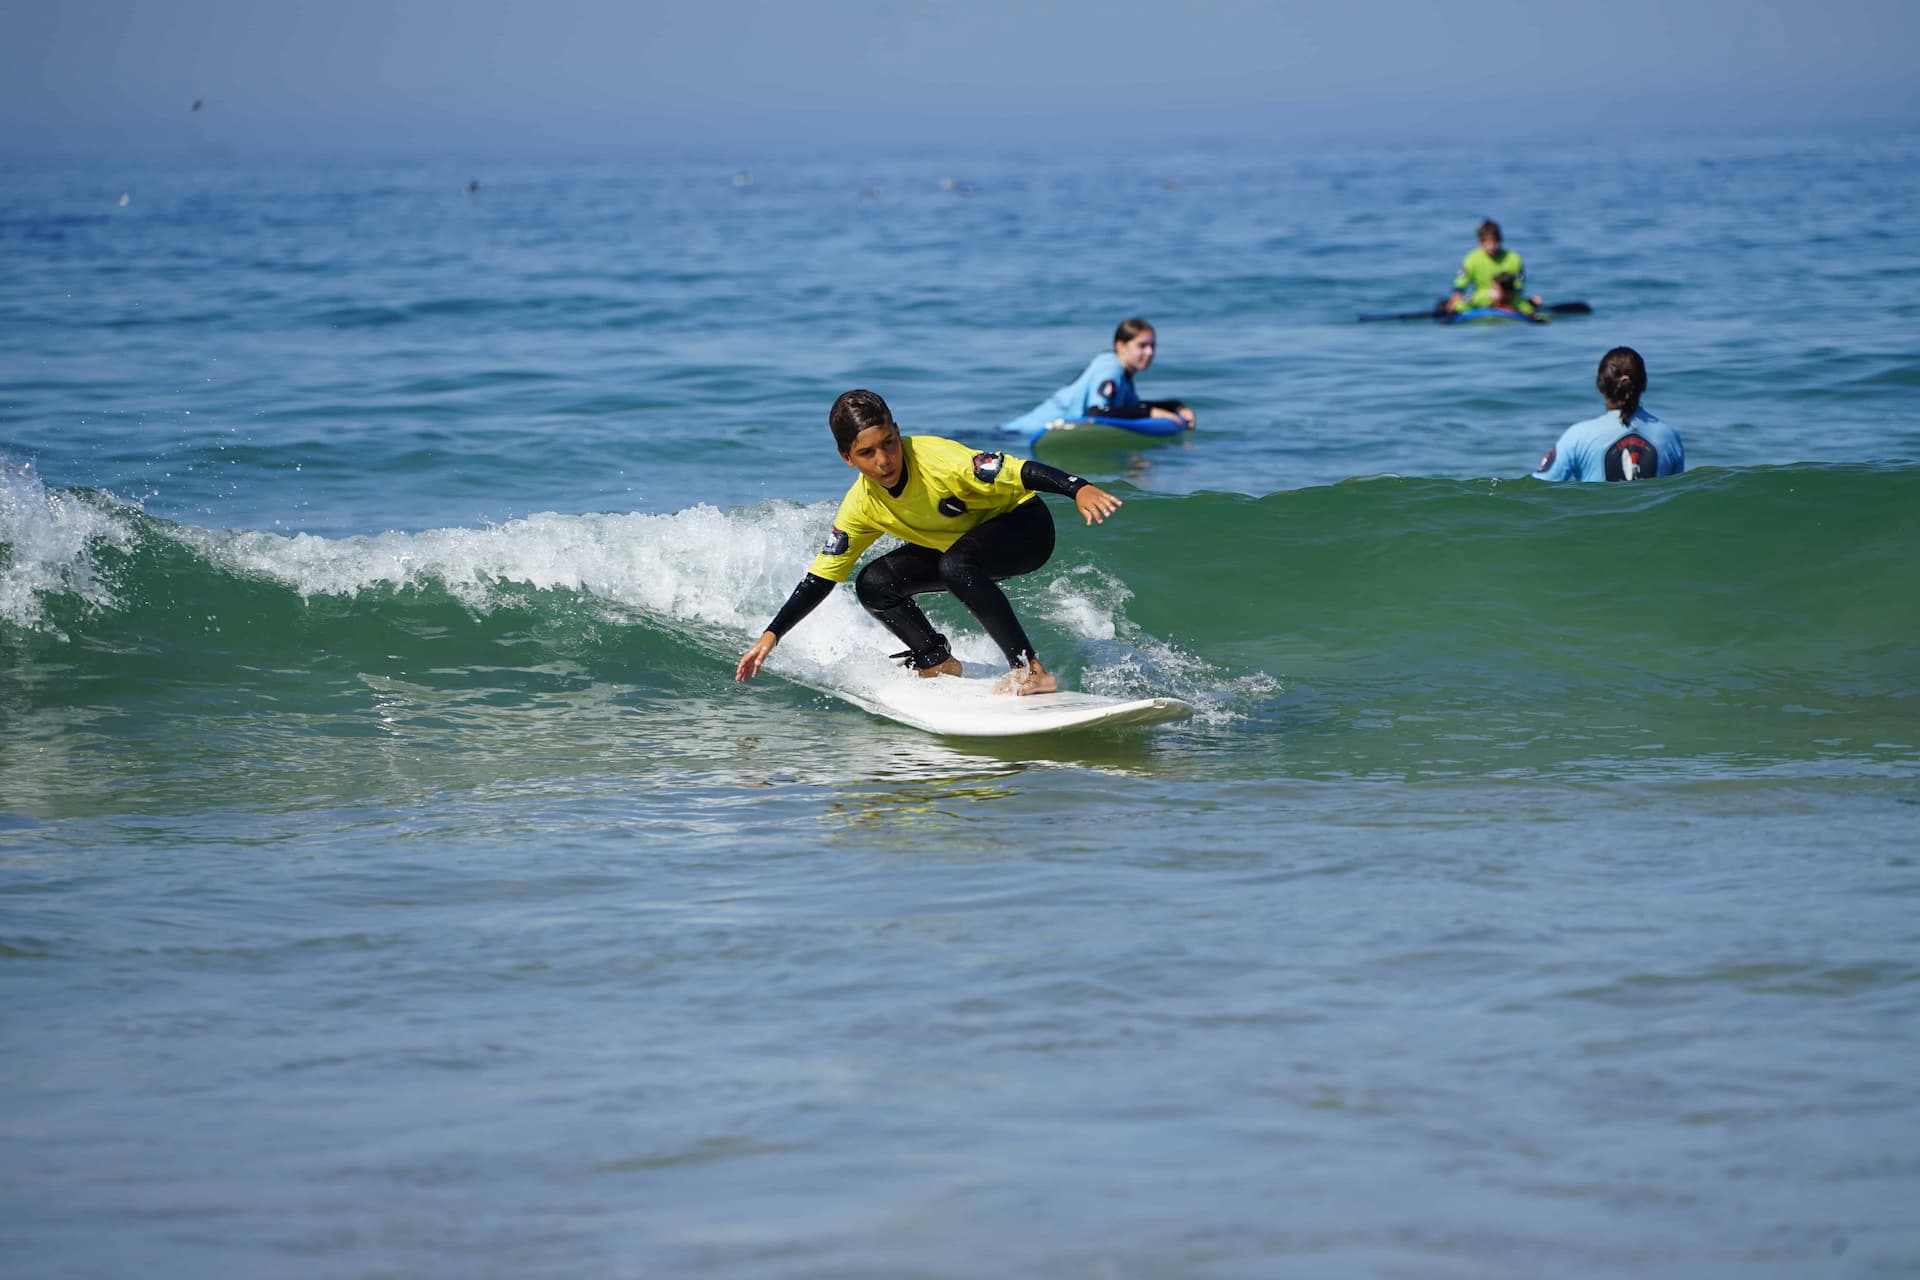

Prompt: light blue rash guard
[
  {"left": 999, "top": 351, "right": 1141, "bottom": 436},
  {"left": 1534, "top": 407, "right": 1686, "bottom": 482}
]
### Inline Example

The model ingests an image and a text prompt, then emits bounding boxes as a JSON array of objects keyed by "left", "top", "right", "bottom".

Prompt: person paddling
[
  {"left": 999, "top": 317, "right": 1195, "bottom": 439},
  {"left": 1442, "top": 219, "right": 1543, "bottom": 316},
  {"left": 1533, "top": 347, "right": 1686, "bottom": 482},
  {"left": 736, "top": 389, "right": 1123, "bottom": 696}
]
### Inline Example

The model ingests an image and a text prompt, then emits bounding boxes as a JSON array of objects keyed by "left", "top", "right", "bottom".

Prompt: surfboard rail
[{"left": 802, "top": 662, "right": 1194, "bottom": 737}]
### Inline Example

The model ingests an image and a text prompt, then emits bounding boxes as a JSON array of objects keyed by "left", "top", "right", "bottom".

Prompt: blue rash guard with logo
[
  {"left": 1534, "top": 408, "right": 1686, "bottom": 483},
  {"left": 998, "top": 351, "right": 1142, "bottom": 437}
]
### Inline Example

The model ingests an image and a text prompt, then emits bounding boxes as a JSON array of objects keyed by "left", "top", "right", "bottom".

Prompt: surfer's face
[
  {"left": 1116, "top": 329, "right": 1156, "bottom": 374},
  {"left": 1480, "top": 232, "right": 1502, "bottom": 257},
  {"left": 844, "top": 422, "right": 903, "bottom": 487}
]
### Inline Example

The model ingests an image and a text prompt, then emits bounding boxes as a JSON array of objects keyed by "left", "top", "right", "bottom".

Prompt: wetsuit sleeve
[
  {"left": 1016, "top": 457, "right": 1088, "bottom": 497},
  {"left": 1453, "top": 253, "right": 1474, "bottom": 293},
  {"left": 765, "top": 573, "right": 835, "bottom": 638},
  {"left": 1087, "top": 376, "right": 1125, "bottom": 412},
  {"left": 1085, "top": 360, "right": 1143, "bottom": 415},
  {"left": 1533, "top": 429, "right": 1575, "bottom": 481},
  {"left": 1076, "top": 398, "right": 1186, "bottom": 421}
]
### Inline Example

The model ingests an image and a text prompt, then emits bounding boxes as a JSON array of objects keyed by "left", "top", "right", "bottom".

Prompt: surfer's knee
[
  {"left": 854, "top": 557, "right": 903, "bottom": 609},
  {"left": 936, "top": 545, "right": 984, "bottom": 593}
]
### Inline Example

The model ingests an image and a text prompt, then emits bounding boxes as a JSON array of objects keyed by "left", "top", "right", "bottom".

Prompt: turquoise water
[{"left": 4, "top": 125, "right": 1919, "bottom": 1276}]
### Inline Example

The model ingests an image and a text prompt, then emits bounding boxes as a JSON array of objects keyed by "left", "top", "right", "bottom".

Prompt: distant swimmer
[
  {"left": 1443, "top": 219, "right": 1543, "bottom": 316},
  {"left": 998, "top": 317, "right": 1195, "bottom": 439},
  {"left": 191, "top": 99, "right": 203, "bottom": 112},
  {"left": 1534, "top": 347, "right": 1686, "bottom": 482},
  {"left": 735, "top": 389, "right": 1123, "bottom": 696}
]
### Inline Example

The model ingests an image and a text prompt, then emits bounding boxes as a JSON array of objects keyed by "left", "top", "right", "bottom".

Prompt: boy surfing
[{"left": 735, "top": 389, "right": 1122, "bottom": 696}]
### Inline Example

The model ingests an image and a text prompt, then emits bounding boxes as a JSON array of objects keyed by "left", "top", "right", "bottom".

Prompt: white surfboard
[{"left": 820, "top": 662, "right": 1193, "bottom": 738}]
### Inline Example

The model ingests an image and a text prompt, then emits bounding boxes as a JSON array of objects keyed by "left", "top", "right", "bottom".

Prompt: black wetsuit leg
[{"left": 853, "top": 498, "right": 1056, "bottom": 668}]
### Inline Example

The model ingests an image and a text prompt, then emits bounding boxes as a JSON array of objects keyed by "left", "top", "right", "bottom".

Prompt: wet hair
[
  {"left": 829, "top": 389, "right": 896, "bottom": 454},
  {"left": 1596, "top": 347, "right": 1648, "bottom": 427},
  {"left": 1491, "top": 272, "right": 1519, "bottom": 301},
  {"left": 1112, "top": 317, "right": 1155, "bottom": 347},
  {"left": 1477, "top": 218, "right": 1502, "bottom": 242}
]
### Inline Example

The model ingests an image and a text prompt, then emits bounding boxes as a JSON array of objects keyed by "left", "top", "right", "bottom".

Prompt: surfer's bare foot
[
  {"left": 994, "top": 661, "right": 1056, "bottom": 696},
  {"left": 916, "top": 656, "right": 963, "bottom": 679}
]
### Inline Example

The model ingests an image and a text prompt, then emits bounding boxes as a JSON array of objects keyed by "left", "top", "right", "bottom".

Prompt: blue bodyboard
[
  {"left": 1447, "top": 306, "right": 1543, "bottom": 325},
  {"left": 998, "top": 414, "right": 1191, "bottom": 451}
]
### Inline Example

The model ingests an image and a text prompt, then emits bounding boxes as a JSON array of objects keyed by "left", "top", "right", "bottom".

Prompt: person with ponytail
[
  {"left": 1533, "top": 347, "right": 1686, "bottom": 482},
  {"left": 998, "top": 318, "right": 1195, "bottom": 440}
]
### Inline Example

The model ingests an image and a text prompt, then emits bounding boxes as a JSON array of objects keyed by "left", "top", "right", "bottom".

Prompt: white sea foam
[
  {"left": 166, "top": 500, "right": 912, "bottom": 681},
  {"left": 6, "top": 480, "right": 1243, "bottom": 711},
  {"left": 1041, "top": 562, "right": 1268, "bottom": 724},
  {"left": 0, "top": 463, "right": 139, "bottom": 634},
  {"left": 166, "top": 501, "right": 1197, "bottom": 698}
]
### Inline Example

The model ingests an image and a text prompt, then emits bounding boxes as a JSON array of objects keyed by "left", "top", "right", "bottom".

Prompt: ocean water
[{"left": 4, "top": 123, "right": 1919, "bottom": 1277}]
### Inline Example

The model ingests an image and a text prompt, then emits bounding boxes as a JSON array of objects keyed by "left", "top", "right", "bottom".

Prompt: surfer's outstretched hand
[
  {"left": 1075, "top": 484, "right": 1122, "bottom": 525},
  {"left": 736, "top": 631, "right": 778, "bottom": 682}
]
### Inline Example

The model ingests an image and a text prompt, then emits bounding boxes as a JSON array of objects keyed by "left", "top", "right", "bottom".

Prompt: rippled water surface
[{"left": 3, "top": 124, "right": 1919, "bottom": 1276}]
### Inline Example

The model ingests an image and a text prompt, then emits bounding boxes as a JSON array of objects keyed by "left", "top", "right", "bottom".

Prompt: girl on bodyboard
[{"left": 997, "top": 317, "right": 1196, "bottom": 441}]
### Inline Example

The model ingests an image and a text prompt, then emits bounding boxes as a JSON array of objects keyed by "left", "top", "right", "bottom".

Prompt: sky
[{"left": 3, "top": 0, "right": 1917, "bottom": 148}]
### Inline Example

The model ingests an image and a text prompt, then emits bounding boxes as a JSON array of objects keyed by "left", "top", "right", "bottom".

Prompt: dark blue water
[{"left": 3, "top": 125, "right": 1919, "bottom": 1276}]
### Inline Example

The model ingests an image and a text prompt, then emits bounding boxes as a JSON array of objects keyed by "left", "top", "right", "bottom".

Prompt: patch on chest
[{"left": 937, "top": 496, "right": 968, "bottom": 518}]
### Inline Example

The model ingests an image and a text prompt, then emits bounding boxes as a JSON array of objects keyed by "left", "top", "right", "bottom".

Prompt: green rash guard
[
  {"left": 808, "top": 435, "right": 1042, "bottom": 581},
  {"left": 1452, "top": 246, "right": 1527, "bottom": 309}
]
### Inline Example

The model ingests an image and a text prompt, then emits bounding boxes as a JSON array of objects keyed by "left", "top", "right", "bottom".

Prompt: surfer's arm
[
  {"left": 1086, "top": 374, "right": 1144, "bottom": 418},
  {"left": 767, "top": 573, "right": 835, "bottom": 638},
  {"left": 1017, "top": 458, "right": 1088, "bottom": 497},
  {"left": 736, "top": 573, "right": 837, "bottom": 681},
  {"left": 1017, "top": 459, "right": 1122, "bottom": 525},
  {"left": 1075, "top": 399, "right": 1193, "bottom": 427},
  {"left": 1144, "top": 398, "right": 1196, "bottom": 427},
  {"left": 1532, "top": 431, "right": 1576, "bottom": 482}
]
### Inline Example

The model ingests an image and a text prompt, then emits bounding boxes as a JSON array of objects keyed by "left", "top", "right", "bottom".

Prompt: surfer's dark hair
[
  {"left": 1113, "top": 317, "right": 1155, "bottom": 346},
  {"left": 1478, "top": 218, "right": 1502, "bottom": 241},
  {"left": 1596, "top": 347, "right": 1647, "bottom": 427},
  {"left": 830, "top": 389, "right": 896, "bottom": 453}
]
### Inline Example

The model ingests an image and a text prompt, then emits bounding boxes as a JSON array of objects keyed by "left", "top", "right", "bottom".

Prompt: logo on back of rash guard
[
  {"left": 1537, "top": 446, "right": 1556, "bottom": 473},
  {"left": 822, "top": 527, "right": 849, "bottom": 556},
  {"left": 971, "top": 451, "right": 1004, "bottom": 482}
]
